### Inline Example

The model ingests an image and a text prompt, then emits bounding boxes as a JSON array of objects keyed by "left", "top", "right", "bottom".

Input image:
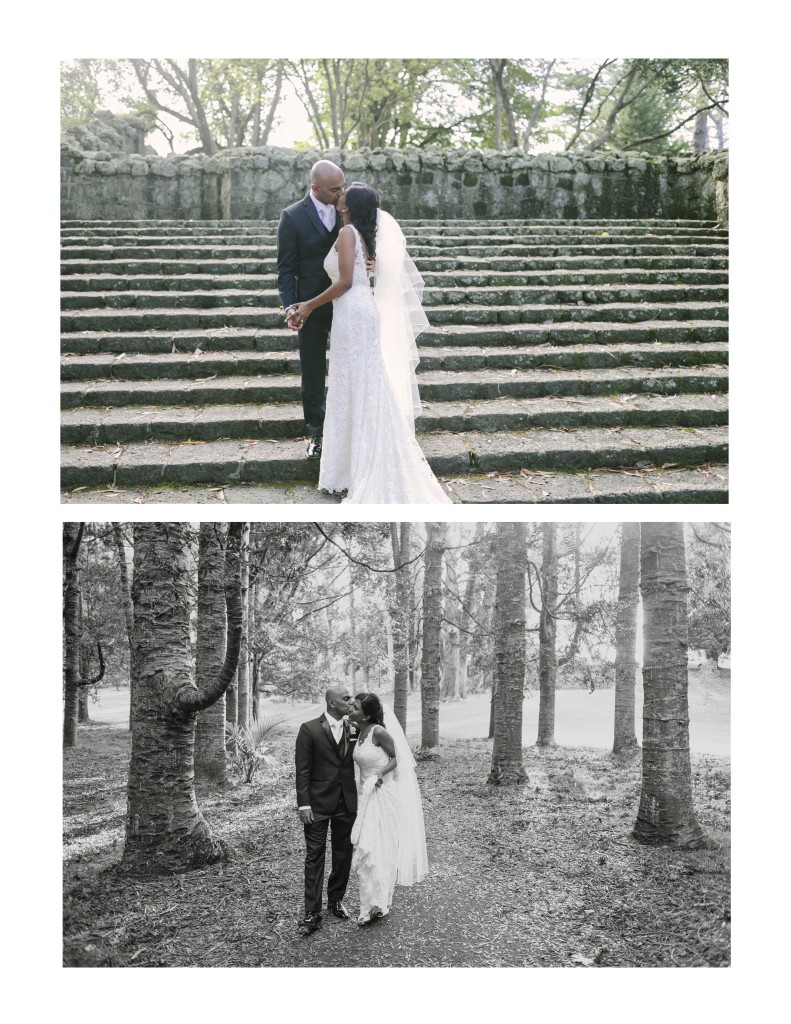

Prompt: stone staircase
[{"left": 60, "top": 218, "right": 728, "bottom": 503}]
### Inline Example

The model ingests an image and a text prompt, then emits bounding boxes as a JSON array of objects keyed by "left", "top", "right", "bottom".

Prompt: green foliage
[
  {"left": 224, "top": 714, "right": 286, "bottom": 784},
  {"left": 686, "top": 523, "right": 731, "bottom": 664},
  {"left": 61, "top": 60, "right": 101, "bottom": 129},
  {"left": 61, "top": 57, "right": 728, "bottom": 154},
  {"left": 560, "top": 58, "right": 729, "bottom": 154}
]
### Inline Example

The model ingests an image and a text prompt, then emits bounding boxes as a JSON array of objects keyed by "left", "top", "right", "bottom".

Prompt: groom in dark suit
[
  {"left": 276, "top": 160, "right": 346, "bottom": 460},
  {"left": 295, "top": 685, "right": 357, "bottom": 933}
]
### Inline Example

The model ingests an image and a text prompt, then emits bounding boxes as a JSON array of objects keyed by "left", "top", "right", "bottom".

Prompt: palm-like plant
[{"left": 224, "top": 713, "right": 287, "bottom": 784}]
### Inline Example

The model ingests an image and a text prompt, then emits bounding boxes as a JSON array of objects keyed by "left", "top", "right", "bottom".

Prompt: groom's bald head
[
  {"left": 310, "top": 160, "right": 346, "bottom": 206},
  {"left": 325, "top": 684, "right": 353, "bottom": 720}
]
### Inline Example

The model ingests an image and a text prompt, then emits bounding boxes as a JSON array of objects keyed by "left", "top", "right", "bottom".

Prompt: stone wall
[{"left": 61, "top": 143, "right": 729, "bottom": 223}]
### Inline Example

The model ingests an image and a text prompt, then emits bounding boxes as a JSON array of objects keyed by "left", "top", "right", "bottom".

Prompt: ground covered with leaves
[{"left": 64, "top": 726, "right": 730, "bottom": 968}]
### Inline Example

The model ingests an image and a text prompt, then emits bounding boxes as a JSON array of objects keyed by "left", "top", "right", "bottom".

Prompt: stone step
[
  {"left": 60, "top": 463, "right": 729, "bottom": 505},
  {"left": 61, "top": 341, "right": 729, "bottom": 381},
  {"left": 61, "top": 222, "right": 728, "bottom": 239},
  {"left": 61, "top": 232, "right": 728, "bottom": 253},
  {"left": 60, "top": 365, "right": 728, "bottom": 410},
  {"left": 59, "top": 424, "right": 728, "bottom": 490},
  {"left": 59, "top": 242, "right": 730, "bottom": 262},
  {"left": 63, "top": 219, "right": 721, "bottom": 229},
  {"left": 61, "top": 320, "right": 729, "bottom": 355},
  {"left": 60, "top": 302, "right": 728, "bottom": 333},
  {"left": 61, "top": 268, "right": 731, "bottom": 292},
  {"left": 60, "top": 283, "right": 729, "bottom": 311},
  {"left": 61, "top": 392, "right": 728, "bottom": 445},
  {"left": 60, "top": 254, "right": 729, "bottom": 276}
]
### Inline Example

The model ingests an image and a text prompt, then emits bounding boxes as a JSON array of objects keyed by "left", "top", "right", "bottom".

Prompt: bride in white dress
[
  {"left": 289, "top": 182, "right": 452, "bottom": 504},
  {"left": 347, "top": 693, "right": 428, "bottom": 925}
]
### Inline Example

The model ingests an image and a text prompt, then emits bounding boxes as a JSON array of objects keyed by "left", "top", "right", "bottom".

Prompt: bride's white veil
[
  {"left": 373, "top": 210, "right": 428, "bottom": 433},
  {"left": 382, "top": 702, "right": 428, "bottom": 886}
]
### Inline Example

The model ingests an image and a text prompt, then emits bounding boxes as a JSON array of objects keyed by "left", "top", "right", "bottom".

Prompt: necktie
[{"left": 321, "top": 206, "right": 334, "bottom": 231}]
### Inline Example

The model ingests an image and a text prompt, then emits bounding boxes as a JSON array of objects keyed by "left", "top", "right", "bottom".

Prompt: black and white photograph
[
  {"left": 59, "top": 56, "right": 728, "bottom": 505},
  {"left": 62, "top": 521, "right": 730, "bottom": 968}
]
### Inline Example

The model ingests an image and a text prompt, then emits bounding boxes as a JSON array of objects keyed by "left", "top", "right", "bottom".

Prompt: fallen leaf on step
[{"left": 570, "top": 952, "right": 594, "bottom": 966}]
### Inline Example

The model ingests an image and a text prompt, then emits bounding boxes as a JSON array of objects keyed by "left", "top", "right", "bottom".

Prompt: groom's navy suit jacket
[
  {"left": 295, "top": 713, "right": 358, "bottom": 818},
  {"left": 276, "top": 194, "right": 341, "bottom": 320}
]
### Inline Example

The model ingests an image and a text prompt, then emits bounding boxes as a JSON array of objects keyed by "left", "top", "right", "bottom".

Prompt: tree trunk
[
  {"left": 348, "top": 563, "right": 358, "bottom": 690},
  {"left": 121, "top": 522, "right": 243, "bottom": 875},
  {"left": 63, "top": 523, "right": 85, "bottom": 748},
  {"left": 488, "top": 523, "right": 528, "bottom": 785},
  {"left": 194, "top": 523, "right": 228, "bottom": 785},
  {"left": 112, "top": 524, "right": 137, "bottom": 731},
  {"left": 237, "top": 524, "right": 251, "bottom": 730},
  {"left": 536, "top": 523, "right": 558, "bottom": 747},
  {"left": 391, "top": 524, "right": 412, "bottom": 732},
  {"left": 613, "top": 523, "right": 640, "bottom": 754},
  {"left": 226, "top": 676, "right": 238, "bottom": 731},
  {"left": 633, "top": 523, "right": 708, "bottom": 848},
  {"left": 440, "top": 628, "right": 461, "bottom": 699},
  {"left": 419, "top": 523, "right": 444, "bottom": 756},
  {"left": 77, "top": 590, "right": 92, "bottom": 724},
  {"left": 692, "top": 88, "right": 709, "bottom": 153}
]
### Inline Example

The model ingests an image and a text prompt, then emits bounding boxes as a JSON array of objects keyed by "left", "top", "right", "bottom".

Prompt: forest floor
[{"left": 63, "top": 726, "right": 730, "bottom": 968}]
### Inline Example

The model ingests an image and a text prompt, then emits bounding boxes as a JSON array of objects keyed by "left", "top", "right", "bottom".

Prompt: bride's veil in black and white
[{"left": 382, "top": 702, "right": 429, "bottom": 886}]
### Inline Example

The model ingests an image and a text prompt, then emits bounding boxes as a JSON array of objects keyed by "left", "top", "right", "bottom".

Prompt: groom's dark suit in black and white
[
  {"left": 295, "top": 713, "right": 358, "bottom": 915},
  {"left": 276, "top": 195, "right": 341, "bottom": 439}
]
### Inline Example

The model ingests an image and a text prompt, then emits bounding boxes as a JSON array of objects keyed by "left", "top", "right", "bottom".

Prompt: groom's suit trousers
[{"left": 302, "top": 793, "right": 356, "bottom": 914}]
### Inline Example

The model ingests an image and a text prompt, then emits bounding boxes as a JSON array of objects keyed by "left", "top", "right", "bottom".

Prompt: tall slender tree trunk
[
  {"left": 693, "top": 88, "right": 709, "bottom": 153},
  {"left": 613, "top": 523, "right": 640, "bottom": 754},
  {"left": 419, "top": 523, "right": 444, "bottom": 756},
  {"left": 348, "top": 563, "right": 358, "bottom": 690},
  {"left": 458, "top": 525, "right": 483, "bottom": 697},
  {"left": 391, "top": 523, "right": 412, "bottom": 731},
  {"left": 237, "top": 524, "right": 251, "bottom": 730},
  {"left": 633, "top": 523, "right": 708, "bottom": 848},
  {"left": 488, "top": 523, "right": 528, "bottom": 785},
  {"left": 112, "top": 524, "right": 137, "bottom": 731},
  {"left": 226, "top": 676, "right": 238, "bottom": 731},
  {"left": 77, "top": 591, "right": 92, "bottom": 724},
  {"left": 121, "top": 522, "right": 243, "bottom": 875},
  {"left": 194, "top": 523, "right": 228, "bottom": 786},
  {"left": 408, "top": 528, "right": 419, "bottom": 692},
  {"left": 441, "top": 628, "right": 461, "bottom": 699},
  {"left": 63, "top": 523, "right": 85, "bottom": 748},
  {"left": 536, "top": 523, "right": 558, "bottom": 747}
]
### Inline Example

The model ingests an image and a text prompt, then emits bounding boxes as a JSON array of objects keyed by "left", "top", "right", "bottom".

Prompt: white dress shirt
[{"left": 309, "top": 191, "right": 337, "bottom": 232}]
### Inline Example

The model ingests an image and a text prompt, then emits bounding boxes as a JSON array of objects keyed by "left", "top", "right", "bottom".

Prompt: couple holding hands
[{"left": 276, "top": 160, "right": 451, "bottom": 504}]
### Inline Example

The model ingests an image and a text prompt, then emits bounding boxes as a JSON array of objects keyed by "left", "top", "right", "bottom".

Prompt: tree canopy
[{"left": 61, "top": 57, "right": 728, "bottom": 156}]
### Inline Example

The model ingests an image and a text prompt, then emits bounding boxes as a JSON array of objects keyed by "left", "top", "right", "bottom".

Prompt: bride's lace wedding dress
[
  {"left": 318, "top": 222, "right": 452, "bottom": 504},
  {"left": 351, "top": 738, "right": 401, "bottom": 924}
]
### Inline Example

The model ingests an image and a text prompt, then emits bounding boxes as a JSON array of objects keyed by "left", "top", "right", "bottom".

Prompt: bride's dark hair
[
  {"left": 345, "top": 182, "right": 380, "bottom": 259},
  {"left": 355, "top": 692, "right": 385, "bottom": 726}
]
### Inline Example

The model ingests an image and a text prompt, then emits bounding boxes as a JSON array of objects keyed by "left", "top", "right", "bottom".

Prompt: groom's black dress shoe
[
  {"left": 300, "top": 911, "right": 322, "bottom": 933},
  {"left": 307, "top": 436, "right": 323, "bottom": 459},
  {"left": 328, "top": 901, "right": 350, "bottom": 920}
]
